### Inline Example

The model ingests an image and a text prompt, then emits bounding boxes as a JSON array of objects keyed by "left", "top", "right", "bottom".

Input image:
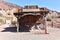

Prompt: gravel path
[{"left": 0, "top": 24, "right": 60, "bottom": 40}]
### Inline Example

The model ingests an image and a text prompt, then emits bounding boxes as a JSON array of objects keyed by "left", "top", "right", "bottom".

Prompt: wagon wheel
[
  {"left": 30, "top": 23, "right": 44, "bottom": 31},
  {"left": 35, "top": 18, "right": 48, "bottom": 34},
  {"left": 29, "top": 19, "right": 48, "bottom": 34}
]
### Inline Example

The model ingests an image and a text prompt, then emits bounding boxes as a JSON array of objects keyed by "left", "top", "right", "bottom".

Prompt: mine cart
[{"left": 14, "top": 6, "right": 49, "bottom": 34}]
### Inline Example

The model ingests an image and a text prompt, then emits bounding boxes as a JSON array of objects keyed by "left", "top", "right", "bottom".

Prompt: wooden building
[{"left": 14, "top": 5, "right": 49, "bottom": 34}]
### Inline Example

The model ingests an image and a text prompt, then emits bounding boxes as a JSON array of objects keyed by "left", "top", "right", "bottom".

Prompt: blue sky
[{"left": 5, "top": 0, "right": 60, "bottom": 12}]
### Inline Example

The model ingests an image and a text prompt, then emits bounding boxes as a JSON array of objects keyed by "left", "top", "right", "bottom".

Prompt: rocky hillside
[{"left": 0, "top": 0, "right": 22, "bottom": 10}]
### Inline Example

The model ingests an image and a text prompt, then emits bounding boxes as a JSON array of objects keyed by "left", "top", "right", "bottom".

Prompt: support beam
[
  {"left": 44, "top": 20, "right": 47, "bottom": 34},
  {"left": 43, "top": 15, "right": 48, "bottom": 34},
  {"left": 15, "top": 23, "right": 19, "bottom": 32}
]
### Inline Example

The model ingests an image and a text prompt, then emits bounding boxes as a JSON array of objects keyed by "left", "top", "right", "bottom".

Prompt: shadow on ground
[{"left": 1, "top": 27, "right": 30, "bottom": 32}]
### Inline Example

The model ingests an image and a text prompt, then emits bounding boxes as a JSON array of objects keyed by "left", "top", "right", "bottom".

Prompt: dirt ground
[{"left": 0, "top": 23, "right": 60, "bottom": 40}]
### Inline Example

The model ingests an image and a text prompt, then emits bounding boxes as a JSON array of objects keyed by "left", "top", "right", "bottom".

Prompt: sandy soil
[{"left": 0, "top": 24, "right": 60, "bottom": 40}]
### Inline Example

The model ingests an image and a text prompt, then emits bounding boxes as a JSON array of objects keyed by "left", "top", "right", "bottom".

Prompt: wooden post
[
  {"left": 43, "top": 14, "right": 48, "bottom": 34},
  {"left": 16, "top": 15, "right": 20, "bottom": 32},
  {"left": 15, "top": 21, "right": 19, "bottom": 32},
  {"left": 50, "top": 13, "right": 54, "bottom": 27},
  {"left": 17, "top": 24, "right": 19, "bottom": 32},
  {"left": 44, "top": 19, "right": 47, "bottom": 34},
  {"left": 51, "top": 21, "right": 53, "bottom": 27}
]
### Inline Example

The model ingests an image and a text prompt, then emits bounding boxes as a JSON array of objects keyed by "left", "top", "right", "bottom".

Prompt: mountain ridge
[{"left": 0, "top": 0, "right": 22, "bottom": 10}]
